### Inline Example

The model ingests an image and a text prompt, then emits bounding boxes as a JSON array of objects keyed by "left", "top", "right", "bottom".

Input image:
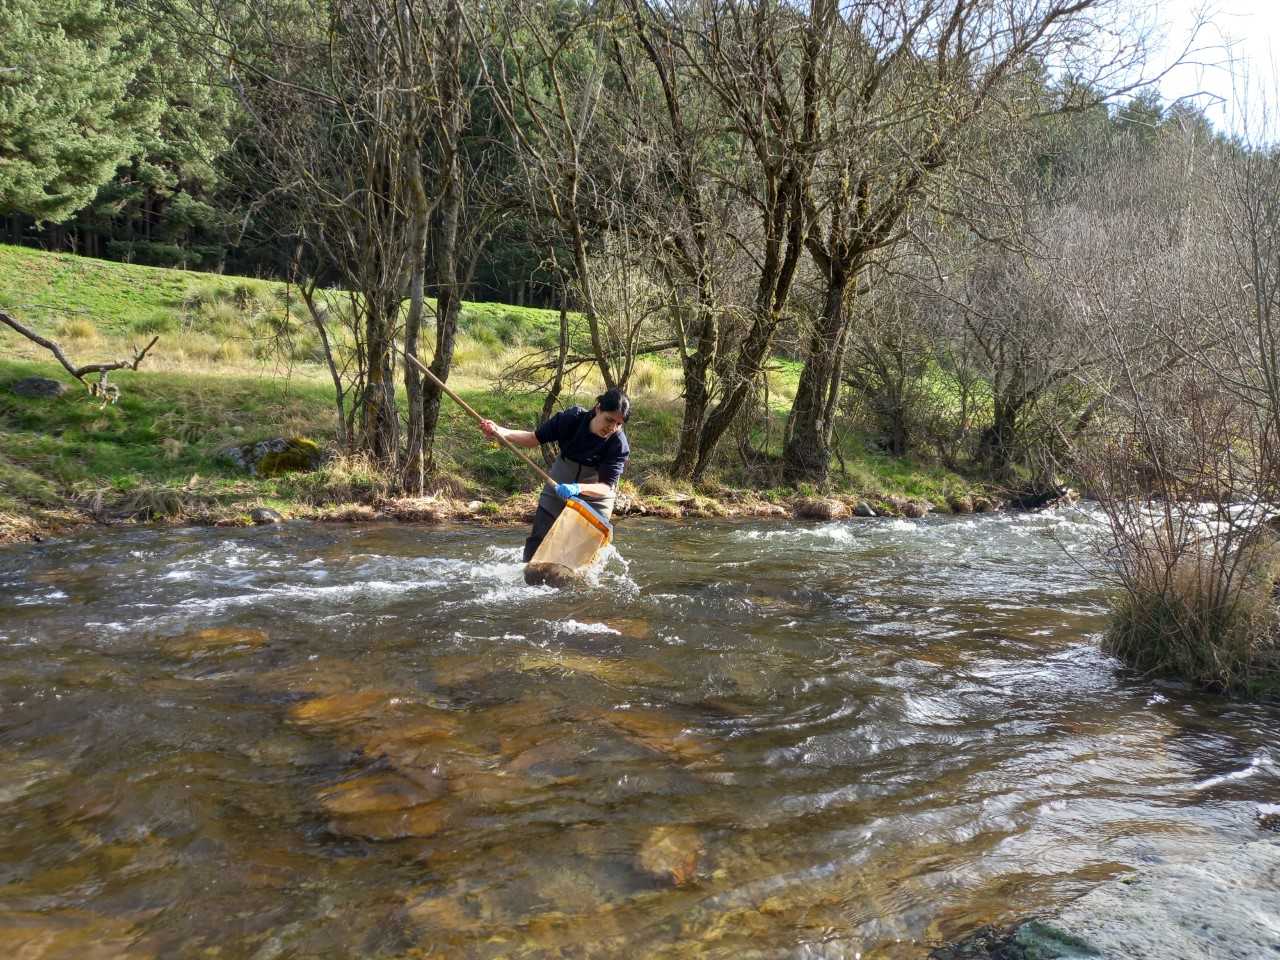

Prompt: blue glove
[{"left": 554, "top": 482, "right": 581, "bottom": 500}]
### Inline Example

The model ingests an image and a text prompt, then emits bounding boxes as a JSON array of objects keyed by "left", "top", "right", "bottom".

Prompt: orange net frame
[{"left": 528, "top": 498, "right": 613, "bottom": 574}]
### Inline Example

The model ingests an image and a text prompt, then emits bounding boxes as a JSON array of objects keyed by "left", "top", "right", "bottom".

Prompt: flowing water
[{"left": 2, "top": 509, "right": 1278, "bottom": 959}]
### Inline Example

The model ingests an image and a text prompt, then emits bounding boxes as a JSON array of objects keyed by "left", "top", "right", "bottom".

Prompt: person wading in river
[{"left": 479, "top": 389, "right": 630, "bottom": 562}]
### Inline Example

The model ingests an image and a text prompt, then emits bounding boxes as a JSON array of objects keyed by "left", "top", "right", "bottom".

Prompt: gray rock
[
  {"left": 250, "top": 507, "right": 283, "bottom": 524},
  {"left": 1015, "top": 838, "right": 1280, "bottom": 959},
  {"left": 218, "top": 437, "right": 322, "bottom": 477},
  {"left": 852, "top": 501, "right": 877, "bottom": 517},
  {"left": 11, "top": 376, "right": 68, "bottom": 398}
]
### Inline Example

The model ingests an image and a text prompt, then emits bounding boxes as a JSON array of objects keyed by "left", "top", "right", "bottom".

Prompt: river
[{"left": 1, "top": 509, "right": 1277, "bottom": 958}]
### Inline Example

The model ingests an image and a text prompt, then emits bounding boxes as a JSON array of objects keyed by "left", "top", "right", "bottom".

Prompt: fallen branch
[{"left": 1, "top": 309, "right": 159, "bottom": 402}]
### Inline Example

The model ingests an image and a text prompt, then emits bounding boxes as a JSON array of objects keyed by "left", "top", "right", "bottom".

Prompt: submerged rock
[
  {"left": 318, "top": 771, "right": 445, "bottom": 817},
  {"left": 164, "top": 626, "right": 268, "bottom": 656},
  {"left": 362, "top": 712, "right": 462, "bottom": 757},
  {"left": 636, "top": 824, "right": 703, "bottom": 887},
  {"left": 0, "top": 910, "right": 148, "bottom": 959},
  {"left": 429, "top": 654, "right": 499, "bottom": 688},
  {"left": 596, "top": 709, "right": 719, "bottom": 765},
  {"left": 287, "top": 689, "right": 390, "bottom": 728}
]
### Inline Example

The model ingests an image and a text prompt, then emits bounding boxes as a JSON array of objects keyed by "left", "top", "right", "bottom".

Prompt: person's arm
[
  {"left": 478, "top": 419, "right": 540, "bottom": 449},
  {"left": 569, "top": 450, "right": 625, "bottom": 501}
]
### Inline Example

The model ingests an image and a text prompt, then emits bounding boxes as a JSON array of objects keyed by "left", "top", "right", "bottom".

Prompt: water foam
[
  {"left": 1192, "top": 749, "right": 1277, "bottom": 790},
  {"left": 545, "top": 619, "right": 622, "bottom": 637}
]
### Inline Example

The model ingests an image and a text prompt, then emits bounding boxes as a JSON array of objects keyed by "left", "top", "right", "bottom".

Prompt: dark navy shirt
[{"left": 535, "top": 406, "right": 629, "bottom": 486}]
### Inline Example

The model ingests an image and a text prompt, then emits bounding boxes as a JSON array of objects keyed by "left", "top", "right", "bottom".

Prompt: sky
[{"left": 1153, "top": 0, "right": 1280, "bottom": 136}]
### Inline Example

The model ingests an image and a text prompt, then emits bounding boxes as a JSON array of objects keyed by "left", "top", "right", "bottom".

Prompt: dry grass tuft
[
  {"left": 280, "top": 452, "right": 393, "bottom": 506},
  {"left": 1105, "top": 527, "right": 1280, "bottom": 694},
  {"left": 378, "top": 497, "right": 448, "bottom": 523},
  {"left": 629, "top": 360, "right": 680, "bottom": 401},
  {"left": 54, "top": 317, "right": 99, "bottom": 341},
  {"left": 312, "top": 503, "right": 378, "bottom": 522}
]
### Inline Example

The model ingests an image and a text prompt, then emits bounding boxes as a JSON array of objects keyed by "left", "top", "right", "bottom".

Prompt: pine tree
[{"left": 0, "top": 0, "right": 156, "bottom": 223}]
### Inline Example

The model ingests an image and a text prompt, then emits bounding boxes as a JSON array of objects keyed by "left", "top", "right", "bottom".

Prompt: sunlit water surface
[{"left": 2, "top": 509, "right": 1278, "bottom": 958}]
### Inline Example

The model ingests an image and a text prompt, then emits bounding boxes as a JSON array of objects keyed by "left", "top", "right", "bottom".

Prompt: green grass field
[{"left": 0, "top": 244, "right": 980, "bottom": 538}]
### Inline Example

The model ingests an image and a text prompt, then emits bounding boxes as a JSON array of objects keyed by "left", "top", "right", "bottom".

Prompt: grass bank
[{"left": 0, "top": 245, "right": 989, "bottom": 543}]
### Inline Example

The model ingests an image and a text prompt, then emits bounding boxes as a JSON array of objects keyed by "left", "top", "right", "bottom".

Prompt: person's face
[{"left": 591, "top": 405, "right": 626, "bottom": 439}]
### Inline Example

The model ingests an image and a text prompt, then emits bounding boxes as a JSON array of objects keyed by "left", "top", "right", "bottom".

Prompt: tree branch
[{"left": 1, "top": 310, "right": 158, "bottom": 401}]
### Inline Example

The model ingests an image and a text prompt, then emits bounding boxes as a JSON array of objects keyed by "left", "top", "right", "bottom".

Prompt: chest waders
[{"left": 524, "top": 454, "right": 616, "bottom": 562}]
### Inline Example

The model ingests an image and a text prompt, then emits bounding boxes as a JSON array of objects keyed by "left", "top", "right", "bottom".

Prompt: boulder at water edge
[{"left": 793, "top": 498, "right": 850, "bottom": 521}]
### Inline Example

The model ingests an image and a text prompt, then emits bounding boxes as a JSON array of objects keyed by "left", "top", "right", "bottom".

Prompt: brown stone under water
[
  {"left": 636, "top": 824, "right": 703, "bottom": 887},
  {"left": 163, "top": 626, "right": 269, "bottom": 657},
  {"left": 0, "top": 910, "right": 150, "bottom": 960},
  {"left": 317, "top": 771, "right": 445, "bottom": 817},
  {"left": 287, "top": 689, "right": 390, "bottom": 728}
]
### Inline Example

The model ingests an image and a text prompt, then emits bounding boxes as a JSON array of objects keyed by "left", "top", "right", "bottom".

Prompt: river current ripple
[{"left": 1, "top": 508, "right": 1277, "bottom": 958}]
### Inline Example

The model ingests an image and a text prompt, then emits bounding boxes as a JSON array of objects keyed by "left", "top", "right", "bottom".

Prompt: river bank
[
  {"left": 0, "top": 481, "right": 1007, "bottom": 548},
  {"left": 0, "top": 352, "right": 1000, "bottom": 548},
  {"left": 1, "top": 245, "right": 1000, "bottom": 549}
]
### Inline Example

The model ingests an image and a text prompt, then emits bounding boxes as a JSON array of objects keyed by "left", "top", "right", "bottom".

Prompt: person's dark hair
[{"left": 595, "top": 388, "right": 631, "bottom": 421}]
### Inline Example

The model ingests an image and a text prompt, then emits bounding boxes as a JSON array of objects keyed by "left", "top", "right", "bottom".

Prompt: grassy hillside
[{"left": 0, "top": 245, "right": 981, "bottom": 541}]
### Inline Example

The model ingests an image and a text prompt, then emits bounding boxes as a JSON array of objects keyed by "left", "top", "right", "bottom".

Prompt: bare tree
[
  {"left": 476, "top": 0, "right": 657, "bottom": 394},
  {"left": 782, "top": 0, "right": 1161, "bottom": 484},
  {"left": 621, "top": 0, "right": 745, "bottom": 476},
  {"left": 171, "top": 0, "right": 473, "bottom": 485},
  {"left": 637, "top": 0, "right": 831, "bottom": 481}
]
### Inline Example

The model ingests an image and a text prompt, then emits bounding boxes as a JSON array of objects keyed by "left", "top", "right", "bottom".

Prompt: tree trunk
[
  {"left": 982, "top": 393, "right": 1023, "bottom": 479},
  {"left": 689, "top": 306, "right": 781, "bottom": 481},
  {"left": 541, "top": 284, "right": 571, "bottom": 468},
  {"left": 422, "top": 155, "right": 463, "bottom": 474},
  {"left": 782, "top": 269, "right": 850, "bottom": 484},
  {"left": 669, "top": 290, "right": 718, "bottom": 479},
  {"left": 361, "top": 299, "right": 399, "bottom": 466},
  {"left": 401, "top": 202, "right": 430, "bottom": 494}
]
